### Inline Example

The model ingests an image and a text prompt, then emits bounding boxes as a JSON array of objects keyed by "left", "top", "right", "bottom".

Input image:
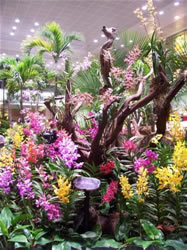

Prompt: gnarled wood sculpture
[
  {"left": 100, "top": 26, "right": 116, "bottom": 90},
  {"left": 44, "top": 26, "right": 187, "bottom": 165}
]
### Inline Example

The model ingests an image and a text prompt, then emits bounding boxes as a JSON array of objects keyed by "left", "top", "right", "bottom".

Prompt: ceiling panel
[{"left": 0, "top": 0, "right": 187, "bottom": 62}]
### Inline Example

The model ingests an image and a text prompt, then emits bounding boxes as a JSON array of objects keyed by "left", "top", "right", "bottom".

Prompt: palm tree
[
  {"left": 0, "top": 55, "right": 44, "bottom": 121},
  {"left": 22, "top": 21, "right": 82, "bottom": 95}
]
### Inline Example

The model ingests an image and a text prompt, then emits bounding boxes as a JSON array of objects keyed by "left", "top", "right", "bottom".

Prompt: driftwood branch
[
  {"left": 100, "top": 26, "right": 116, "bottom": 88},
  {"left": 105, "top": 68, "right": 169, "bottom": 147},
  {"left": 44, "top": 100, "right": 56, "bottom": 117},
  {"left": 88, "top": 99, "right": 117, "bottom": 164},
  {"left": 156, "top": 74, "right": 186, "bottom": 135}
]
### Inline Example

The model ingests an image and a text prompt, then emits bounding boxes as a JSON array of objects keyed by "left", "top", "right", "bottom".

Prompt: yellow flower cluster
[
  {"left": 120, "top": 175, "right": 133, "bottom": 199},
  {"left": 7, "top": 124, "right": 24, "bottom": 148},
  {"left": 53, "top": 176, "right": 71, "bottom": 203},
  {"left": 0, "top": 147, "right": 14, "bottom": 168},
  {"left": 134, "top": 8, "right": 148, "bottom": 26},
  {"left": 154, "top": 166, "right": 183, "bottom": 193},
  {"left": 136, "top": 168, "right": 149, "bottom": 202},
  {"left": 151, "top": 134, "right": 163, "bottom": 144},
  {"left": 169, "top": 112, "right": 184, "bottom": 141},
  {"left": 172, "top": 141, "right": 187, "bottom": 171}
]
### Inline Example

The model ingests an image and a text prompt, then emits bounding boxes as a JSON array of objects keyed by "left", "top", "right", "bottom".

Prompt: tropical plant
[
  {"left": 22, "top": 21, "right": 83, "bottom": 95},
  {"left": 0, "top": 55, "right": 44, "bottom": 118}
]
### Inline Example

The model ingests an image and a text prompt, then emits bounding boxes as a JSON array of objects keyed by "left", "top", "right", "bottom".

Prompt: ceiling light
[
  {"left": 27, "top": 34, "right": 31, "bottom": 38},
  {"left": 129, "top": 40, "right": 133, "bottom": 43},
  {"left": 101, "top": 34, "right": 105, "bottom": 38},
  {"left": 93, "top": 39, "right": 98, "bottom": 43},
  {"left": 174, "top": 2, "right": 180, "bottom": 6},
  {"left": 30, "top": 29, "right": 35, "bottom": 33},
  {"left": 10, "top": 32, "right": 15, "bottom": 36},
  {"left": 12, "top": 26, "right": 17, "bottom": 30},
  {"left": 159, "top": 11, "right": 164, "bottom": 15},
  {"left": 142, "top": 5, "right": 147, "bottom": 11},
  {"left": 34, "top": 22, "right": 39, "bottom": 26},
  {"left": 15, "top": 18, "right": 20, "bottom": 23},
  {"left": 115, "top": 37, "right": 120, "bottom": 40},
  {"left": 174, "top": 15, "right": 180, "bottom": 20},
  {"left": 120, "top": 44, "right": 124, "bottom": 48}
]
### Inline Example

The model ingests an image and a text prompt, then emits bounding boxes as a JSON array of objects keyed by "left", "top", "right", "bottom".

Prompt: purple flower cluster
[
  {"left": 45, "top": 132, "right": 83, "bottom": 169},
  {"left": 35, "top": 195, "right": 62, "bottom": 221},
  {"left": 134, "top": 149, "right": 158, "bottom": 173},
  {"left": 0, "top": 168, "right": 13, "bottom": 194},
  {"left": 17, "top": 178, "right": 35, "bottom": 199},
  {"left": 16, "top": 157, "right": 34, "bottom": 199}
]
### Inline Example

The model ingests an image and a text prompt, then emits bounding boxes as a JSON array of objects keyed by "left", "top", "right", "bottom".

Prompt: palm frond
[
  {"left": 22, "top": 37, "right": 52, "bottom": 55},
  {"left": 73, "top": 61, "right": 101, "bottom": 96}
]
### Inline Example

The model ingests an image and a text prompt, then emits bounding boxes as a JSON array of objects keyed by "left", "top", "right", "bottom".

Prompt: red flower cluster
[
  {"left": 99, "top": 161, "right": 115, "bottom": 175},
  {"left": 21, "top": 140, "right": 44, "bottom": 164},
  {"left": 102, "top": 181, "right": 118, "bottom": 203}
]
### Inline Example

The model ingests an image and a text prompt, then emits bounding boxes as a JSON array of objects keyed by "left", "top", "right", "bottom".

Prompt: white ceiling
[{"left": 0, "top": 0, "right": 187, "bottom": 62}]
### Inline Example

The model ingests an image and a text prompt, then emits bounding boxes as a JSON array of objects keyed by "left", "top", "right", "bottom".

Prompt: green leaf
[
  {"left": 0, "top": 220, "right": 8, "bottom": 236},
  {"left": 93, "top": 239, "right": 122, "bottom": 248},
  {"left": 34, "top": 230, "right": 47, "bottom": 240},
  {"left": 135, "top": 239, "right": 163, "bottom": 250},
  {"left": 14, "top": 242, "right": 27, "bottom": 249},
  {"left": 165, "top": 240, "right": 187, "bottom": 250},
  {"left": 80, "top": 231, "right": 97, "bottom": 239},
  {"left": 9, "top": 235, "right": 28, "bottom": 243},
  {"left": 52, "top": 242, "right": 67, "bottom": 250},
  {"left": 115, "top": 216, "right": 130, "bottom": 241},
  {"left": 11, "top": 214, "right": 32, "bottom": 225},
  {"left": 53, "top": 234, "right": 65, "bottom": 242},
  {"left": 140, "top": 219, "right": 164, "bottom": 240},
  {"left": 67, "top": 241, "right": 82, "bottom": 250},
  {"left": 35, "top": 237, "right": 52, "bottom": 246},
  {"left": 0, "top": 207, "right": 13, "bottom": 229}
]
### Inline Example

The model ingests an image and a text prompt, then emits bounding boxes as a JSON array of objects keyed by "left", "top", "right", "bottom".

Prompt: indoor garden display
[{"left": 0, "top": 0, "right": 187, "bottom": 249}]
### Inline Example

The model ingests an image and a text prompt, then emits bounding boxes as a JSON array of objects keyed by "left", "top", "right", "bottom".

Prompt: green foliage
[{"left": 73, "top": 60, "right": 102, "bottom": 96}]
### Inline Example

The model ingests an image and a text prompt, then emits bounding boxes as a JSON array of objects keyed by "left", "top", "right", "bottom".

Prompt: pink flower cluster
[
  {"left": 73, "top": 52, "right": 92, "bottom": 76},
  {"left": 123, "top": 70, "right": 138, "bottom": 89},
  {"left": 45, "top": 131, "right": 83, "bottom": 169},
  {"left": 124, "top": 140, "right": 136, "bottom": 153},
  {"left": 22, "top": 109, "right": 47, "bottom": 134},
  {"left": 102, "top": 181, "right": 118, "bottom": 203},
  {"left": 99, "top": 161, "right": 115, "bottom": 175},
  {"left": 134, "top": 149, "right": 158, "bottom": 174},
  {"left": 124, "top": 46, "right": 141, "bottom": 66},
  {"left": 36, "top": 165, "right": 54, "bottom": 188},
  {"left": 35, "top": 195, "right": 62, "bottom": 221}
]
